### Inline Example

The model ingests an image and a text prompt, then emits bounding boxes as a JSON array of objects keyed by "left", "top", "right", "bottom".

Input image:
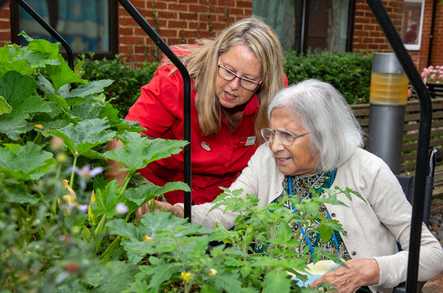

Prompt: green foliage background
[
  {"left": 284, "top": 51, "right": 372, "bottom": 105},
  {"left": 81, "top": 51, "right": 372, "bottom": 118},
  {"left": 81, "top": 56, "right": 158, "bottom": 116}
]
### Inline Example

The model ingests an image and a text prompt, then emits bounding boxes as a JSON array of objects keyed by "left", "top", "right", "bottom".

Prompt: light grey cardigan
[{"left": 178, "top": 145, "right": 443, "bottom": 291}]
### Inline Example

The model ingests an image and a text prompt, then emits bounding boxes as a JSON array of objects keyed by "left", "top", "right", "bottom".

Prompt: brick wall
[
  {"left": 353, "top": 0, "right": 442, "bottom": 71},
  {"left": 0, "top": 3, "right": 10, "bottom": 46},
  {"left": 352, "top": 0, "right": 404, "bottom": 52},
  {"left": 430, "top": 0, "right": 443, "bottom": 66},
  {"left": 118, "top": 0, "right": 252, "bottom": 64}
]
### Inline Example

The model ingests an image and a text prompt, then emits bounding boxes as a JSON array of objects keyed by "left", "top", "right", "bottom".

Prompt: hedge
[
  {"left": 284, "top": 51, "right": 372, "bottom": 104},
  {"left": 81, "top": 52, "right": 372, "bottom": 116},
  {"left": 81, "top": 56, "right": 158, "bottom": 116}
]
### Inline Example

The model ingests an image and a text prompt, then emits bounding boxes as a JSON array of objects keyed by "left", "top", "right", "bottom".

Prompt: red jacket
[{"left": 126, "top": 63, "right": 259, "bottom": 204}]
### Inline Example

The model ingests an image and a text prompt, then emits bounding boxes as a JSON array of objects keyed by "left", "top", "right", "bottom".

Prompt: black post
[
  {"left": 15, "top": 0, "right": 74, "bottom": 69},
  {"left": 366, "top": 1, "right": 432, "bottom": 293},
  {"left": 117, "top": 0, "right": 192, "bottom": 221}
]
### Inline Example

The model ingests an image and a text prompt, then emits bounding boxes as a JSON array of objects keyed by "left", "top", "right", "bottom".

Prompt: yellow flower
[
  {"left": 34, "top": 124, "right": 44, "bottom": 129},
  {"left": 56, "top": 153, "right": 67, "bottom": 163},
  {"left": 90, "top": 191, "right": 96, "bottom": 203},
  {"left": 180, "top": 271, "right": 192, "bottom": 283},
  {"left": 208, "top": 268, "right": 217, "bottom": 277},
  {"left": 63, "top": 194, "right": 77, "bottom": 205},
  {"left": 143, "top": 234, "right": 152, "bottom": 242},
  {"left": 63, "top": 179, "right": 76, "bottom": 198}
]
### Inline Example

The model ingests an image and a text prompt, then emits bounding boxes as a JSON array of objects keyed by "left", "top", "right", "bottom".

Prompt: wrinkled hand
[
  {"left": 136, "top": 200, "right": 184, "bottom": 220},
  {"left": 311, "top": 258, "right": 380, "bottom": 293}
]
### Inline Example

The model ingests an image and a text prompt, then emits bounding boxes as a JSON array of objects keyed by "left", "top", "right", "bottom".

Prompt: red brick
[
  {"left": 236, "top": 1, "right": 251, "bottom": 9},
  {"left": 168, "top": 3, "right": 189, "bottom": 11},
  {"left": 158, "top": 11, "right": 178, "bottom": 19},
  {"left": 179, "top": 12, "right": 198, "bottom": 20},
  {"left": 0, "top": 31, "right": 10, "bottom": 41}
]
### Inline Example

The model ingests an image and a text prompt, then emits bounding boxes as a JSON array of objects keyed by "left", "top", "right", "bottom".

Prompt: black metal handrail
[
  {"left": 117, "top": 0, "right": 192, "bottom": 220},
  {"left": 366, "top": 1, "right": 432, "bottom": 293},
  {"left": 15, "top": 0, "right": 74, "bottom": 69}
]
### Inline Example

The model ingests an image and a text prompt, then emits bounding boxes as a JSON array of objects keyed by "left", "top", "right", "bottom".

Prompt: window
[
  {"left": 400, "top": 0, "right": 425, "bottom": 51},
  {"left": 253, "top": 0, "right": 354, "bottom": 53},
  {"left": 11, "top": 0, "right": 117, "bottom": 56}
]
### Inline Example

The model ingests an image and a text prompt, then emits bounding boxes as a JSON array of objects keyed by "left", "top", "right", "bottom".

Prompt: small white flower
[
  {"left": 115, "top": 203, "right": 128, "bottom": 215},
  {"left": 55, "top": 271, "right": 69, "bottom": 284},
  {"left": 77, "top": 165, "right": 104, "bottom": 179},
  {"left": 78, "top": 204, "right": 88, "bottom": 213}
]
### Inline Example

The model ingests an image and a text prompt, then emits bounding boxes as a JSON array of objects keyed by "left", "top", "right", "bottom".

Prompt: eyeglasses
[
  {"left": 217, "top": 64, "right": 261, "bottom": 91},
  {"left": 260, "top": 128, "right": 309, "bottom": 146}
]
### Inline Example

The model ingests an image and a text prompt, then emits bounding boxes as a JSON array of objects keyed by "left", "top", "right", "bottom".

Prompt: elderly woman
[{"left": 158, "top": 79, "right": 443, "bottom": 292}]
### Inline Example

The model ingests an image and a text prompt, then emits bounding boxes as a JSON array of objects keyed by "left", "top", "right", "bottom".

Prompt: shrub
[
  {"left": 284, "top": 51, "right": 372, "bottom": 104},
  {"left": 81, "top": 56, "right": 158, "bottom": 116}
]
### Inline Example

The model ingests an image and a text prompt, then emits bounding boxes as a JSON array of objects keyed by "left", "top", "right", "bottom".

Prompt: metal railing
[
  {"left": 0, "top": 0, "right": 434, "bottom": 291},
  {"left": 366, "top": 1, "right": 432, "bottom": 292},
  {"left": 15, "top": 0, "right": 75, "bottom": 69}
]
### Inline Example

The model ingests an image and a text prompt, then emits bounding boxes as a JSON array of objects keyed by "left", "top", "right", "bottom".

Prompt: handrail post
[
  {"left": 117, "top": 0, "right": 192, "bottom": 221},
  {"left": 15, "top": 0, "right": 74, "bottom": 69},
  {"left": 366, "top": 1, "right": 432, "bottom": 292}
]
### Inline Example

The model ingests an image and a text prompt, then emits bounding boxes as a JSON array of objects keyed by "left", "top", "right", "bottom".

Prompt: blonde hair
[{"left": 184, "top": 17, "right": 284, "bottom": 136}]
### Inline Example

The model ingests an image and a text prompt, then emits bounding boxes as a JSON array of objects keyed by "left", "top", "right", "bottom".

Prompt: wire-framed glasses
[
  {"left": 217, "top": 63, "right": 261, "bottom": 91},
  {"left": 260, "top": 128, "right": 309, "bottom": 146}
]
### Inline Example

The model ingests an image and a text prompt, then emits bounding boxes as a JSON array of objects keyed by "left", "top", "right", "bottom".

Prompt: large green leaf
[
  {"left": 85, "top": 261, "right": 136, "bottom": 293},
  {"left": 0, "top": 71, "right": 36, "bottom": 109},
  {"left": 0, "top": 71, "right": 52, "bottom": 139},
  {"left": 0, "top": 46, "right": 34, "bottom": 77},
  {"left": 1, "top": 184, "right": 39, "bottom": 204},
  {"left": 49, "top": 118, "right": 116, "bottom": 156},
  {"left": 262, "top": 270, "right": 291, "bottom": 293},
  {"left": 124, "top": 181, "right": 190, "bottom": 206},
  {"left": 65, "top": 79, "right": 114, "bottom": 98},
  {"left": 318, "top": 220, "right": 342, "bottom": 242},
  {"left": 146, "top": 263, "right": 181, "bottom": 293},
  {"left": 103, "top": 132, "right": 187, "bottom": 173},
  {"left": 92, "top": 180, "right": 121, "bottom": 219},
  {"left": 213, "top": 273, "right": 244, "bottom": 293},
  {"left": 0, "top": 112, "right": 30, "bottom": 140},
  {"left": 0, "top": 142, "right": 55, "bottom": 181},
  {"left": 0, "top": 96, "right": 12, "bottom": 115},
  {"left": 106, "top": 219, "right": 138, "bottom": 241},
  {"left": 19, "top": 39, "right": 60, "bottom": 69},
  {"left": 47, "top": 57, "right": 84, "bottom": 89}
]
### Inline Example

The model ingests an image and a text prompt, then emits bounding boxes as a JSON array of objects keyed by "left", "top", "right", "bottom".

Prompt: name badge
[
  {"left": 244, "top": 136, "right": 256, "bottom": 146},
  {"left": 200, "top": 141, "right": 211, "bottom": 151}
]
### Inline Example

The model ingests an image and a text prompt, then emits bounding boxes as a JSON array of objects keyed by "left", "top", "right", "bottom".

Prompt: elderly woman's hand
[
  {"left": 311, "top": 258, "right": 380, "bottom": 293},
  {"left": 136, "top": 200, "right": 184, "bottom": 220}
]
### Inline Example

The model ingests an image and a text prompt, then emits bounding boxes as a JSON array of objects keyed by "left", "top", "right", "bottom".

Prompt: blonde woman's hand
[
  {"left": 311, "top": 258, "right": 380, "bottom": 293},
  {"left": 136, "top": 200, "right": 184, "bottom": 220}
]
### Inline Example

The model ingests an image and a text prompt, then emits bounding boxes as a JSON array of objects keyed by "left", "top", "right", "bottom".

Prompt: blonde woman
[{"left": 126, "top": 17, "right": 286, "bottom": 204}]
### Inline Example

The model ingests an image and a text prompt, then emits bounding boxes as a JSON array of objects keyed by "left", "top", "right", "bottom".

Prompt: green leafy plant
[
  {"left": 80, "top": 55, "right": 158, "bottom": 116},
  {"left": 0, "top": 36, "right": 188, "bottom": 292},
  {"left": 0, "top": 36, "right": 360, "bottom": 292}
]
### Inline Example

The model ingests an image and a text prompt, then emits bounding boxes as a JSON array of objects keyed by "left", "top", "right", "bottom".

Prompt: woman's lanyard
[{"left": 286, "top": 170, "right": 340, "bottom": 256}]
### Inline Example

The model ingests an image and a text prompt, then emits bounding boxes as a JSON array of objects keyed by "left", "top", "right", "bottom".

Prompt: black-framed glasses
[
  {"left": 217, "top": 64, "right": 261, "bottom": 91},
  {"left": 260, "top": 128, "right": 309, "bottom": 146}
]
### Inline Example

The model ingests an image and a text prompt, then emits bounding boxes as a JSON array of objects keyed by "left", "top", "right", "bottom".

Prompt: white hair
[{"left": 267, "top": 79, "right": 363, "bottom": 171}]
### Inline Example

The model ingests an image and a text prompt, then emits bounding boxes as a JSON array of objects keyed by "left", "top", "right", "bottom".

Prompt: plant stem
[
  {"left": 100, "top": 236, "right": 121, "bottom": 262},
  {"left": 118, "top": 173, "right": 132, "bottom": 196},
  {"left": 69, "top": 154, "right": 78, "bottom": 188}
]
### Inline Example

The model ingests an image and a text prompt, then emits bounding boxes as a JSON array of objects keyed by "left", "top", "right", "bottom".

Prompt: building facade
[{"left": 0, "top": 0, "right": 441, "bottom": 70}]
